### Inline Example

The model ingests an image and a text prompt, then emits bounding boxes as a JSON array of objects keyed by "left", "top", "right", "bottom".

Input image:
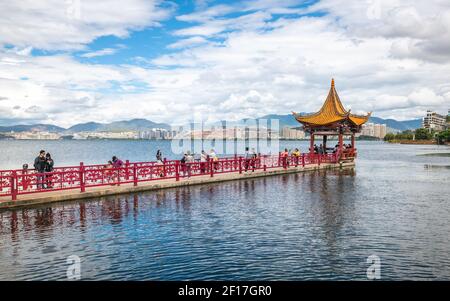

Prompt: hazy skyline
[{"left": 0, "top": 0, "right": 449, "bottom": 128}]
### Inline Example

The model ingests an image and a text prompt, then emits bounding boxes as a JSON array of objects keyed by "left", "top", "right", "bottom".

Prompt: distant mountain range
[
  {"left": 65, "top": 119, "right": 171, "bottom": 133},
  {"left": 0, "top": 119, "right": 171, "bottom": 134},
  {"left": 0, "top": 115, "right": 422, "bottom": 133},
  {"left": 241, "top": 114, "right": 422, "bottom": 131}
]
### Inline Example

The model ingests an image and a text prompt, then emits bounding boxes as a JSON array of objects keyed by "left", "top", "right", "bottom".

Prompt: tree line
[{"left": 384, "top": 128, "right": 450, "bottom": 145}]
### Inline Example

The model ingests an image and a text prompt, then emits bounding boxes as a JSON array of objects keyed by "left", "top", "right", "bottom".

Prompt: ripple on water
[{"left": 1, "top": 142, "right": 450, "bottom": 280}]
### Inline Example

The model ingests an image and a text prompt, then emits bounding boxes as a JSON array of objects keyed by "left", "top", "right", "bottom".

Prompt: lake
[{"left": 0, "top": 140, "right": 449, "bottom": 280}]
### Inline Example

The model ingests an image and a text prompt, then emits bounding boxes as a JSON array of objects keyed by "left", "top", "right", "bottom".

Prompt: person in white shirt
[
  {"left": 200, "top": 150, "right": 208, "bottom": 174},
  {"left": 185, "top": 151, "right": 194, "bottom": 177}
]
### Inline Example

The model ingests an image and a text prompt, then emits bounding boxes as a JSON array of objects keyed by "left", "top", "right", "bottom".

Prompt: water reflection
[{"left": 1, "top": 157, "right": 450, "bottom": 280}]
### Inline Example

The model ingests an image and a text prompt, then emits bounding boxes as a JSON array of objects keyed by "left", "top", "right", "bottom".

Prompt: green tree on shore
[
  {"left": 384, "top": 128, "right": 436, "bottom": 142},
  {"left": 414, "top": 128, "right": 433, "bottom": 140},
  {"left": 437, "top": 129, "right": 450, "bottom": 144}
]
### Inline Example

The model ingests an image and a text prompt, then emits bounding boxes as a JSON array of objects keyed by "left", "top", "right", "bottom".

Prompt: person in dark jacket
[
  {"left": 45, "top": 153, "right": 54, "bottom": 188},
  {"left": 34, "top": 150, "right": 46, "bottom": 189},
  {"left": 156, "top": 149, "right": 162, "bottom": 162},
  {"left": 111, "top": 156, "right": 123, "bottom": 168}
]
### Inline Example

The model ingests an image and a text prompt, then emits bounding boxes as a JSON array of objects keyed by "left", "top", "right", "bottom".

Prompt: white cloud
[
  {"left": 1, "top": 0, "right": 450, "bottom": 127},
  {"left": 0, "top": 0, "right": 173, "bottom": 50},
  {"left": 80, "top": 48, "right": 117, "bottom": 58},
  {"left": 167, "top": 36, "right": 210, "bottom": 49}
]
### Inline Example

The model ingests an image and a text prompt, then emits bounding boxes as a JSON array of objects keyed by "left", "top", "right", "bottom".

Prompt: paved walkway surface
[{"left": 0, "top": 162, "right": 354, "bottom": 209}]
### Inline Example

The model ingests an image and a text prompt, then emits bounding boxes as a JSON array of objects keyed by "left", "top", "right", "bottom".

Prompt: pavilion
[{"left": 292, "top": 79, "right": 371, "bottom": 160}]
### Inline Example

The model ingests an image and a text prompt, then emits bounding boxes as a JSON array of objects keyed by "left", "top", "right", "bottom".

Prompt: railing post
[
  {"left": 175, "top": 161, "right": 180, "bottom": 181},
  {"left": 318, "top": 154, "right": 321, "bottom": 165},
  {"left": 79, "top": 162, "right": 85, "bottom": 192},
  {"left": 238, "top": 157, "right": 242, "bottom": 174},
  {"left": 263, "top": 164, "right": 266, "bottom": 171},
  {"left": 133, "top": 163, "right": 138, "bottom": 186},
  {"left": 210, "top": 160, "right": 214, "bottom": 177},
  {"left": 163, "top": 158, "right": 167, "bottom": 177},
  {"left": 302, "top": 154, "right": 305, "bottom": 167},
  {"left": 11, "top": 171, "right": 17, "bottom": 201},
  {"left": 125, "top": 160, "right": 130, "bottom": 180}
]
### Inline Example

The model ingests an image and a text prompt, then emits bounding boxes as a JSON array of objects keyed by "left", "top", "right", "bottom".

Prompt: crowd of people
[
  {"left": 23, "top": 143, "right": 354, "bottom": 188},
  {"left": 312, "top": 143, "right": 353, "bottom": 155}
]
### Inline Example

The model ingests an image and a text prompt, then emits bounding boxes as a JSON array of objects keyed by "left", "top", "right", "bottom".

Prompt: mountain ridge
[{"left": 0, "top": 115, "right": 423, "bottom": 133}]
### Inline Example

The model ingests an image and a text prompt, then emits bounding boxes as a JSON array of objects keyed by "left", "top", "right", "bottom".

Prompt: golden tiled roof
[{"left": 293, "top": 79, "right": 370, "bottom": 126}]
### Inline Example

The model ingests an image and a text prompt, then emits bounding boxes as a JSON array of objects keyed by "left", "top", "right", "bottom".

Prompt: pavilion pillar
[
  {"left": 323, "top": 135, "right": 327, "bottom": 153},
  {"left": 351, "top": 134, "right": 355, "bottom": 150},
  {"left": 310, "top": 133, "right": 315, "bottom": 154},
  {"left": 338, "top": 133, "right": 343, "bottom": 154}
]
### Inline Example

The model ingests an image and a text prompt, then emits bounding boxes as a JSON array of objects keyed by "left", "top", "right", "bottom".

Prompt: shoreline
[{"left": 387, "top": 140, "right": 440, "bottom": 145}]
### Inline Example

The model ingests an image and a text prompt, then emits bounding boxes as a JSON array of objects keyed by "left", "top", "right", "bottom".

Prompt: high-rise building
[
  {"left": 361, "top": 123, "right": 387, "bottom": 139},
  {"left": 281, "top": 127, "right": 306, "bottom": 139},
  {"left": 423, "top": 110, "right": 446, "bottom": 131}
]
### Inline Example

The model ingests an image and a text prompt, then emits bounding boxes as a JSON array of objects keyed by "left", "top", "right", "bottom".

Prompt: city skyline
[{"left": 1, "top": 1, "right": 450, "bottom": 127}]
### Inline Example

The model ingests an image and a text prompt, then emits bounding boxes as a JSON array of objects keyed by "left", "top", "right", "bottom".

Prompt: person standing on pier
[
  {"left": 33, "top": 150, "right": 46, "bottom": 189},
  {"left": 244, "top": 147, "right": 251, "bottom": 172},
  {"left": 156, "top": 150, "right": 164, "bottom": 177},
  {"left": 185, "top": 151, "right": 194, "bottom": 178},
  {"left": 281, "top": 148, "right": 289, "bottom": 168},
  {"left": 44, "top": 153, "right": 54, "bottom": 189},
  {"left": 292, "top": 148, "right": 301, "bottom": 166},
  {"left": 200, "top": 150, "right": 208, "bottom": 174},
  {"left": 156, "top": 150, "right": 162, "bottom": 162},
  {"left": 210, "top": 149, "right": 219, "bottom": 170},
  {"left": 250, "top": 148, "right": 257, "bottom": 172}
]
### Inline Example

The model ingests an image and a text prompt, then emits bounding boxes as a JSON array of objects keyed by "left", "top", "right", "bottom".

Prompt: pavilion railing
[{"left": 0, "top": 153, "right": 339, "bottom": 201}]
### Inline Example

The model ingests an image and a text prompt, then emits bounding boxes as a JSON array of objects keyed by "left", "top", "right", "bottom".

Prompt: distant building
[
  {"left": 423, "top": 110, "right": 446, "bottom": 132},
  {"left": 281, "top": 127, "right": 306, "bottom": 139},
  {"left": 447, "top": 109, "right": 450, "bottom": 130},
  {"left": 10, "top": 131, "right": 61, "bottom": 140},
  {"left": 360, "top": 123, "right": 387, "bottom": 139}
]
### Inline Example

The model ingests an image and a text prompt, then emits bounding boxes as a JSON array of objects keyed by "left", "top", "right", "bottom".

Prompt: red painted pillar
[
  {"left": 210, "top": 160, "right": 214, "bottom": 177},
  {"left": 351, "top": 134, "right": 355, "bottom": 156},
  {"left": 338, "top": 133, "right": 343, "bottom": 160},
  {"left": 79, "top": 162, "right": 85, "bottom": 192},
  {"left": 302, "top": 153, "right": 305, "bottom": 167},
  {"left": 163, "top": 158, "right": 167, "bottom": 177},
  {"left": 11, "top": 171, "right": 17, "bottom": 201},
  {"left": 310, "top": 133, "right": 315, "bottom": 154},
  {"left": 133, "top": 163, "right": 138, "bottom": 186},
  {"left": 125, "top": 160, "right": 130, "bottom": 180},
  {"left": 175, "top": 161, "right": 180, "bottom": 181}
]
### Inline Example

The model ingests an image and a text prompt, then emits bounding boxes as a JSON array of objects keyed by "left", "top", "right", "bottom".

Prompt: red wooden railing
[{"left": 0, "top": 153, "right": 340, "bottom": 201}]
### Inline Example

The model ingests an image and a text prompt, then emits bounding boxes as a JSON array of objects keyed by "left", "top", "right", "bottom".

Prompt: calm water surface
[{"left": 0, "top": 141, "right": 449, "bottom": 280}]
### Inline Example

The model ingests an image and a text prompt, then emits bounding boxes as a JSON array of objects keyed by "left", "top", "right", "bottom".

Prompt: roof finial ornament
[{"left": 331, "top": 78, "right": 335, "bottom": 87}]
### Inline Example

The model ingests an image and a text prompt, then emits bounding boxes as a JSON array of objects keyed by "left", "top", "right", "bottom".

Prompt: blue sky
[{"left": 0, "top": 0, "right": 449, "bottom": 127}]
